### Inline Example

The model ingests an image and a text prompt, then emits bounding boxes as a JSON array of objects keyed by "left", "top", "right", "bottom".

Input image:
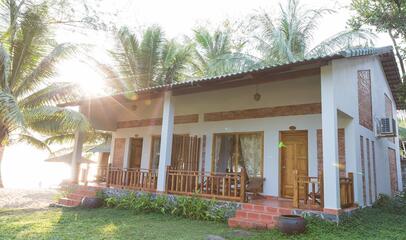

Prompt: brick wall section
[
  {"left": 112, "top": 138, "right": 125, "bottom": 168},
  {"left": 360, "top": 136, "right": 367, "bottom": 206},
  {"left": 204, "top": 103, "right": 321, "bottom": 122},
  {"left": 316, "top": 128, "right": 346, "bottom": 177},
  {"left": 388, "top": 148, "right": 398, "bottom": 195},
  {"left": 117, "top": 114, "right": 199, "bottom": 128},
  {"left": 372, "top": 141, "right": 378, "bottom": 200},
  {"left": 358, "top": 70, "right": 373, "bottom": 131},
  {"left": 366, "top": 138, "right": 373, "bottom": 204}
]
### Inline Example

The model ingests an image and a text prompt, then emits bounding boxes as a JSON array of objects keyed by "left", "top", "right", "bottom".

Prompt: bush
[
  {"left": 373, "top": 192, "right": 406, "bottom": 214},
  {"left": 102, "top": 190, "right": 238, "bottom": 222}
]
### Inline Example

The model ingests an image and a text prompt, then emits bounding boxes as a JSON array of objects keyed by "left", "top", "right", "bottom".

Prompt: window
[
  {"left": 212, "top": 132, "right": 263, "bottom": 178},
  {"left": 150, "top": 136, "right": 161, "bottom": 170}
]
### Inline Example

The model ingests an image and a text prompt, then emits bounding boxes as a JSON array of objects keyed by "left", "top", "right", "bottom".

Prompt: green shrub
[
  {"left": 102, "top": 191, "right": 235, "bottom": 222},
  {"left": 373, "top": 193, "right": 406, "bottom": 214}
]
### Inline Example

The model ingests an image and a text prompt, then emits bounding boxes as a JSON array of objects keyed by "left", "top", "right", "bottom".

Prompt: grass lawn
[{"left": 0, "top": 207, "right": 406, "bottom": 240}]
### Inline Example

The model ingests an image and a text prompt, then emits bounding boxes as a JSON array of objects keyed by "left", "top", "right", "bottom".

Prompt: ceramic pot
[
  {"left": 81, "top": 196, "right": 103, "bottom": 208},
  {"left": 278, "top": 215, "right": 305, "bottom": 234}
]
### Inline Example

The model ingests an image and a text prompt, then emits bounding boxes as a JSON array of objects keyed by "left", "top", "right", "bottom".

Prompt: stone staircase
[
  {"left": 228, "top": 202, "right": 293, "bottom": 229},
  {"left": 57, "top": 185, "right": 99, "bottom": 207}
]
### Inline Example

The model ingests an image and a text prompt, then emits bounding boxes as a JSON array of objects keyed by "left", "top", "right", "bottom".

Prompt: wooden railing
[
  {"left": 292, "top": 170, "right": 324, "bottom": 210},
  {"left": 107, "top": 166, "right": 157, "bottom": 191},
  {"left": 95, "top": 165, "right": 108, "bottom": 182},
  {"left": 165, "top": 167, "right": 246, "bottom": 202},
  {"left": 293, "top": 171, "right": 355, "bottom": 210},
  {"left": 340, "top": 173, "right": 355, "bottom": 208}
]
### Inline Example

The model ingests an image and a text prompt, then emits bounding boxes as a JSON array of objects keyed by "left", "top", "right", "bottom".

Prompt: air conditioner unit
[{"left": 377, "top": 118, "right": 397, "bottom": 137}]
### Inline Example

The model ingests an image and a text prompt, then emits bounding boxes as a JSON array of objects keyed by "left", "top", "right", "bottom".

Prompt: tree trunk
[
  {"left": 0, "top": 125, "right": 7, "bottom": 188},
  {"left": 0, "top": 144, "right": 3, "bottom": 188},
  {"left": 389, "top": 29, "right": 406, "bottom": 78}
]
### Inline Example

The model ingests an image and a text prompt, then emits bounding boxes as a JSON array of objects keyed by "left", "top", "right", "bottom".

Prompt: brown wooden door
[
  {"left": 129, "top": 138, "right": 143, "bottom": 169},
  {"left": 280, "top": 131, "right": 308, "bottom": 198}
]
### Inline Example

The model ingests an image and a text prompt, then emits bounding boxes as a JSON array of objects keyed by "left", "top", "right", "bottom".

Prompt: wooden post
[
  {"left": 165, "top": 166, "right": 171, "bottom": 193},
  {"left": 106, "top": 163, "right": 111, "bottom": 187},
  {"left": 293, "top": 170, "right": 299, "bottom": 208},
  {"left": 319, "top": 172, "right": 324, "bottom": 209},
  {"left": 349, "top": 172, "right": 354, "bottom": 207},
  {"left": 240, "top": 168, "right": 247, "bottom": 203}
]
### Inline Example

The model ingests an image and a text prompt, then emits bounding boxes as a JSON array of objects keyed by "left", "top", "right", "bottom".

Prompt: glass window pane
[
  {"left": 214, "top": 134, "right": 236, "bottom": 173},
  {"left": 151, "top": 137, "right": 160, "bottom": 170}
]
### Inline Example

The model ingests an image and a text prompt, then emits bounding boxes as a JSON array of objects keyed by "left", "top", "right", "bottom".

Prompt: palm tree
[
  {"left": 251, "top": 0, "right": 375, "bottom": 65},
  {"left": 109, "top": 26, "right": 193, "bottom": 91},
  {"left": 191, "top": 26, "right": 259, "bottom": 77},
  {"left": 0, "top": 1, "right": 90, "bottom": 187}
]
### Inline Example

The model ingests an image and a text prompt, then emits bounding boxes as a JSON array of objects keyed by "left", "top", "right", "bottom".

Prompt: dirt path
[{"left": 0, "top": 188, "right": 57, "bottom": 209}]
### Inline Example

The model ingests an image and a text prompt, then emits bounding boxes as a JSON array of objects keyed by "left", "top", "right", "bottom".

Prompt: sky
[{"left": 2, "top": 0, "right": 394, "bottom": 188}]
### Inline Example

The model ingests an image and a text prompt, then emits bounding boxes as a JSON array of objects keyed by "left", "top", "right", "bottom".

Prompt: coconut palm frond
[
  {"left": 158, "top": 40, "right": 193, "bottom": 84},
  {"left": 307, "top": 29, "right": 376, "bottom": 58},
  {"left": 24, "top": 106, "right": 90, "bottom": 135},
  {"left": 45, "top": 130, "right": 111, "bottom": 146},
  {"left": 44, "top": 133, "right": 75, "bottom": 145},
  {"left": 251, "top": 0, "right": 375, "bottom": 65},
  {"left": 19, "top": 82, "right": 80, "bottom": 108},
  {"left": 137, "top": 25, "right": 163, "bottom": 87},
  {"left": 14, "top": 43, "right": 78, "bottom": 96},
  {"left": 113, "top": 26, "right": 139, "bottom": 86},
  {"left": 0, "top": 90, "right": 24, "bottom": 131},
  {"left": 8, "top": 4, "right": 49, "bottom": 91},
  {"left": 16, "top": 133, "right": 51, "bottom": 153},
  {"left": 0, "top": 43, "right": 10, "bottom": 91},
  {"left": 89, "top": 55, "right": 132, "bottom": 93}
]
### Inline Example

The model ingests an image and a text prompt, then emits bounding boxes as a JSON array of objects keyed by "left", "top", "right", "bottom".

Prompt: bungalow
[{"left": 62, "top": 46, "right": 403, "bottom": 228}]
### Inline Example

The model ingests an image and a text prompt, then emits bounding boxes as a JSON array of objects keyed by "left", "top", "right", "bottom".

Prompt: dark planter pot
[
  {"left": 278, "top": 215, "right": 305, "bottom": 235},
  {"left": 81, "top": 196, "right": 103, "bottom": 208}
]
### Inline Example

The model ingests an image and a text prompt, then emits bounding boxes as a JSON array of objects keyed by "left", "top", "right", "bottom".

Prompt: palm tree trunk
[{"left": 0, "top": 144, "right": 3, "bottom": 188}]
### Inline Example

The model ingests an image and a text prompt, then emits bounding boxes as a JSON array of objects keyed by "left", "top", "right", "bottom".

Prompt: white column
[
  {"left": 344, "top": 118, "right": 362, "bottom": 205},
  {"left": 71, "top": 130, "right": 85, "bottom": 183},
  {"left": 123, "top": 138, "right": 131, "bottom": 168},
  {"left": 321, "top": 65, "right": 341, "bottom": 210},
  {"left": 157, "top": 91, "right": 175, "bottom": 192}
]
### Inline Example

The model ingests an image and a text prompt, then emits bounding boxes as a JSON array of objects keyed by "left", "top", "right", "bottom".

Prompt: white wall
[
  {"left": 107, "top": 55, "right": 401, "bottom": 203},
  {"left": 110, "top": 75, "right": 322, "bottom": 196},
  {"left": 331, "top": 56, "right": 401, "bottom": 206}
]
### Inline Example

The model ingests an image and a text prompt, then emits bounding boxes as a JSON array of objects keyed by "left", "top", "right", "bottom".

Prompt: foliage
[
  {"left": 102, "top": 191, "right": 238, "bottom": 223},
  {"left": 108, "top": 25, "right": 193, "bottom": 91},
  {"left": 373, "top": 192, "right": 406, "bottom": 213},
  {"left": 250, "top": 0, "right": 375, "bottom": 65},
  {"left": 349, "top": 0, "right": 406, "bottom": 78},
  {"left": 0, "top": 0, "right": 91, "bottom": 148},
  {"left": 190, "top": 25, "right": 259, "bottom": 77}
]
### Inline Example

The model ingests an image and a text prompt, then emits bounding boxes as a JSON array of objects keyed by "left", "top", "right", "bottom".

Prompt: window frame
[{"left": 210, "top": 131, "right": 264, "bottom": 177}]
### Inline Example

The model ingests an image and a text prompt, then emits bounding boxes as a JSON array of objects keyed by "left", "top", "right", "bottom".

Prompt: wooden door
[
  {"left": 129, "top": 138, "right": 143, "bottom": 169},
  {"left": 280, "top": 131, "right": 308, "bottom": 198}
]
